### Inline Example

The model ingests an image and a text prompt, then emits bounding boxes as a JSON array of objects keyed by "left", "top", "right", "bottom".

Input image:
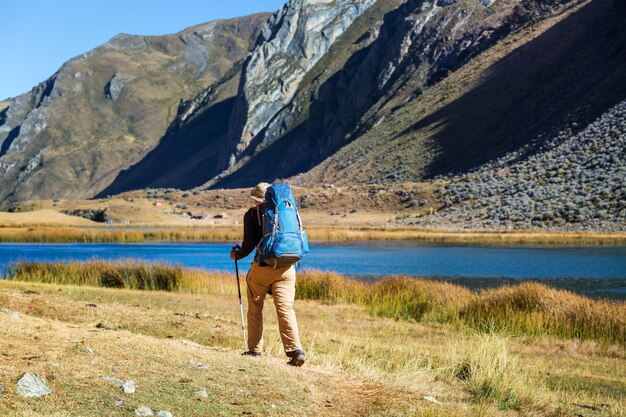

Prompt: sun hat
[{"left": 250, "top": 182, "right": 271, "bottom": 203}]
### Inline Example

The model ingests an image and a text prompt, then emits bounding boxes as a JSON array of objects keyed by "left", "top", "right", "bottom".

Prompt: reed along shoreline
[{"left": 1, "top": 226, "right": 625, "bottom": 246}]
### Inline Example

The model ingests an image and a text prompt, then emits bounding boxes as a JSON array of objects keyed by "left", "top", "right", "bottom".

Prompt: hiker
[{"left": 230, "top": 182, "right": 307, "bottom": 367}]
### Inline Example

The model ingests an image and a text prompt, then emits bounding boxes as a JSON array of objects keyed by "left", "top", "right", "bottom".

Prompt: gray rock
[
  {"left": 75, "top": 341, "right": 95, "bottom": 355},
  {"left": 423, "top": 395, "right": 442, "bottom": 405},
  {"left": 122, "top": 380, "right": 136, "bottom": 394},
  {"left": 135, "top": 406, "right": 155, "bottom": 416},
  {"left": 185, "top": 360, "right": 208, "bottom": 370},
  {"left": 0, "top": 383, "right": 5, "bottom": 394},
  {"left": 16, "top": 373, "right": 51, "bottom": 398},
  {"left": 1, "top": 309, "right": 21, "bottom": 320},
  {"left": 196, "top": 388, "right": 209, "bottom": 398},
  {"left": 104, "top": 73, "right": 135, "bottom": 101},
  {"left": 157, "top": 411, "right": 173, "bottom": 417},
  {"left": 228, "top": 0, "right": 375, "bottom": 162}
]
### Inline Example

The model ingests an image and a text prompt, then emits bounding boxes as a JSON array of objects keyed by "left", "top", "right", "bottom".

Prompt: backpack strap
[
  {"left": 296, "top": 209, "right": 304, "bottom": 234},
  {"left": 256, "top": 206, "right": 262, "bottom": 227}
]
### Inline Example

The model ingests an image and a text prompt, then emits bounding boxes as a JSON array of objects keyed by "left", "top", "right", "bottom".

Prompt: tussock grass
[
  {"left": 1, "top": 226, "right": 625, "bottom": 245},
  {"left": 7, "top": 261, "right": 625, "bottom": 346},
  {"left": 8, "top": 260, "right": 183, "bottom": 290},
  {"left": 462, "top": 282, "right": 625, "bottom": 345},
  {"left": 309, "top": 228, "right": 626, "bottom": 246},
  {"left": 445, "top": 333, "right": 538, "bottom": 411},
  {"left": 297, "top": 271, "right": 472, "bottom": 323}
]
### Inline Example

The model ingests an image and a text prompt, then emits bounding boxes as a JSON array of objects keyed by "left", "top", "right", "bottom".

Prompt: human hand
[{"left": 230, "top": 248, "right": 238, "bottom": 261}]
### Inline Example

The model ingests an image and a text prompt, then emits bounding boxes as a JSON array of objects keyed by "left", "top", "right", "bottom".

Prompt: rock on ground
[
  {"left": 185, "top": 359, "right": 208, "bottom": 370},
  {"left": 135, "top": 405, "right": 154, "bottom": 416},
  {"left": 16, "top": 373, "right": 51, "bottom": 398},
  {"left": 0, "top": 308, "right": 21, "bottom": 320},
  {"left": 122, "top": 380, "right": 136, "bottom": 394}
]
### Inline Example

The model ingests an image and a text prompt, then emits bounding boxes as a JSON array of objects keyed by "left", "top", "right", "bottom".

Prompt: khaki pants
[{"left": 246, "top": 261, "right": 302, "bottom": 354}]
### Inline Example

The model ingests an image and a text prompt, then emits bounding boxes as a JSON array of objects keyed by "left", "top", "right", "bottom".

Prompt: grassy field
[
  {"left": 1, "top": 226, "right": 626, "bottom": 246},
  {"left": 0, "top": 262, "right": 624, "bottom": 416}
]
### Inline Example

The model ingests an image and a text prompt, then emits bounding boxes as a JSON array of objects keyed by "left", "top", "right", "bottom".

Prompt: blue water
[{"left": 0, "top": 243, "right": 625, "bottom": 280}]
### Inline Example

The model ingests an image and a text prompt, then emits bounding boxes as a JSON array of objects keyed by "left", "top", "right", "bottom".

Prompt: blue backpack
[{"left": 257, "top": 184, "right": 310, "bottom": 267}]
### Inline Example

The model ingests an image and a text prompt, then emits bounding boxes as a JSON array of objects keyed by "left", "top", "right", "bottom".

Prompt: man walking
[{"left": 230, "top": 182, "right": 306, "bottom": 367}]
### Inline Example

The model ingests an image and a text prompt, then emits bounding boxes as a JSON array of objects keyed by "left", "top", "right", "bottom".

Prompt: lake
[{"left": 1, "top": 243, "right": 625, "bottom": 298}]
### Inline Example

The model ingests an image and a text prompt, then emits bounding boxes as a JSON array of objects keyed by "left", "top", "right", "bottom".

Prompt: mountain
[
  {"left": 0, "top": 13, "right": 269, "bottom": 203},
  {"left": 98, "top": 0, "right": 377, "bottom": 195},
  {"left": 1, "top": 0, "right": 625, "bottom": 230}
]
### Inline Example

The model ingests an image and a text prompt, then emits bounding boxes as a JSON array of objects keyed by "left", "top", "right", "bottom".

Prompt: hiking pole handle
[{"left": 232, "top": 245, "right": 242, "bottom": 292}]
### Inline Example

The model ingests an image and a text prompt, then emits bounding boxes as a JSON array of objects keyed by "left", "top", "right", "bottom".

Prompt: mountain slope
[
  {"left": 110, "top": 0, "right": 581, "bottom": 193},
  {"left": 296, "top": 0, "right": 626, "bottom": 186},
  {"left": 427, "top": 98, "right": 626, "bottom": 230},
  {"left": 0, "top": 13, "right": 269, "bottom": 206}
]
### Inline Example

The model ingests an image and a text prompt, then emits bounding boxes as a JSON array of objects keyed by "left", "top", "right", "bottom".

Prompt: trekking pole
[{"left": 233, "top": 245, "right": 247, "bottom": 352}]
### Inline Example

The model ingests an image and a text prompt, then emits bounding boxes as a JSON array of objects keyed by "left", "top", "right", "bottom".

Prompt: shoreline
[{"left": 1, "top": 226, "right": 626, "bottom": 246}]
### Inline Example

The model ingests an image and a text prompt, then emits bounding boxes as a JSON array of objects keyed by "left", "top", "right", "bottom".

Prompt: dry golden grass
[
  {"left": 1, "top": 279, "right": 624, "bottom": 416},
  {"left": 0, "top": 210, "right": 98, "bottom": 227},
  {"left": 0, "top": 299, "right": 411, "bottom": 417},
  {"left": 0, "top": 227, "right": 239, "bottom": 243},
  {"left": 1, "top": 225, "right": 625, "bottom": 245},
  {"left": 444, "top": 333, "right": 536, "bottom": 411},
  {"left": 462, "top": 282, "right": 626, "bottom": 345}
]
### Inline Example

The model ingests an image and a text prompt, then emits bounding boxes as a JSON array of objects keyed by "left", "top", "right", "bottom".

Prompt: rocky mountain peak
[{"left": 0, "top": 13, "right": 270, "bottom": 206}]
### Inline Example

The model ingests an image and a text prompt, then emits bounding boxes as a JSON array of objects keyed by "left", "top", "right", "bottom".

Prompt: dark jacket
[{"left": 235, "top": 205, "right": 264, "bottom": 260}]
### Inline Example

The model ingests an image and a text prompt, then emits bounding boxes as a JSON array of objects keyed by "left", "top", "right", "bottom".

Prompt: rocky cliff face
[
  {"left": 224, "top": 0, "right": 376, "bottom": 170},
  {"left": 0, "top": 13, "right": 269, "bottom": 206}
]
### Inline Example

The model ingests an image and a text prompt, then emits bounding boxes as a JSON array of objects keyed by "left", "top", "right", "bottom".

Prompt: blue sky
[{"left": 0, "top": 0, "right": 285, "bottom": 100}]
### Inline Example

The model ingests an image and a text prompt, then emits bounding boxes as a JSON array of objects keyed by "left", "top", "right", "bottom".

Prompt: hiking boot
[
  {"left": 242, "top": 351, "right": 261, "bottom": 357},
  {"left": 286, "top": 350, "right": 305, "bottom": 367}
]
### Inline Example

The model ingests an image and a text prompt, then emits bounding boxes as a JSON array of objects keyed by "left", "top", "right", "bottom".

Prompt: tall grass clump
[
  {"left": 367, "top": 277, "right": 473, "bottom": 323},
  {"left": 462, "top": 282, "right": 626, "bottom": 346},
  {"left": 296, "top": 270, "right": 367, "bottom": 303},
  {"left": 444, "top": 333, "right": 539, "bottom": 410},
  {"left": 0, "top": 228, "right": 145, "bottom": 243},
  {"left": 0, "top": 227, "right": 242, "bottom": 243},
  {"left": 296, "top": 272, "right": 473, "bottom": 322},
  {"left": 177, "top": 269, "right": 237, "bottom": 296},
  {"left": 7, "top": 260, "right": 239, "bottom": 296},
  {"left": 8, "top": 260, "right": 182, "bottom": 291}
]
